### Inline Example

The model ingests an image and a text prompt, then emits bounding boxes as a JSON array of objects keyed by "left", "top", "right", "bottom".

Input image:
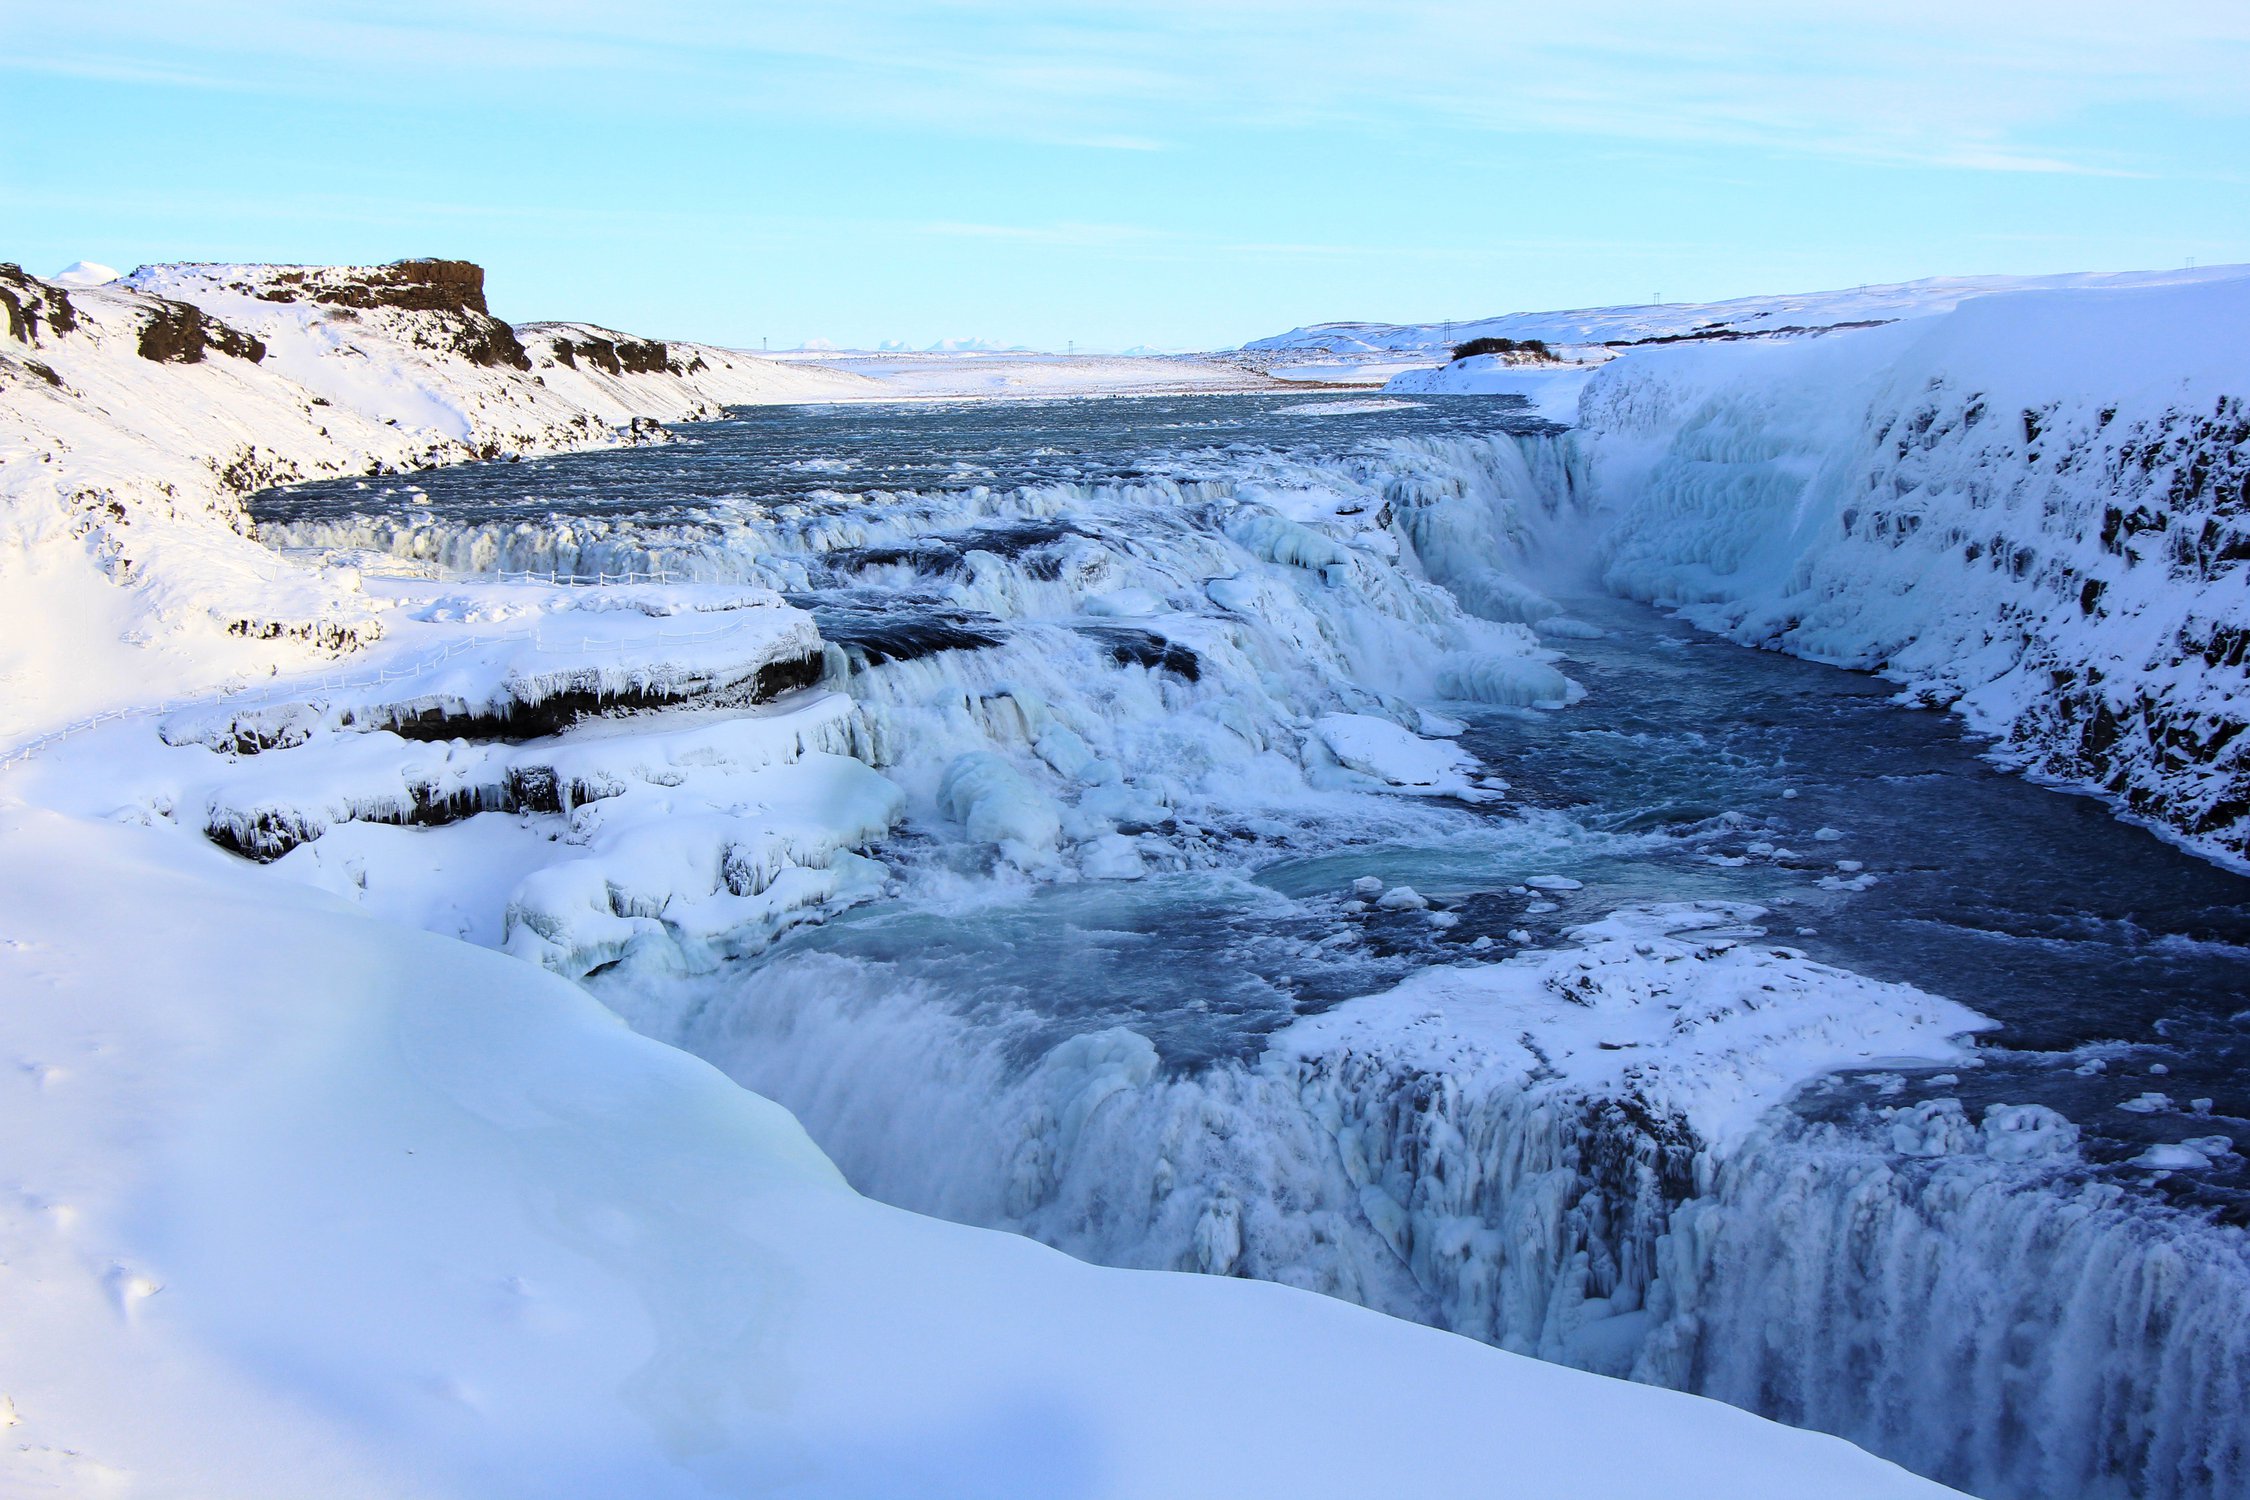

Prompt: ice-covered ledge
[{"left": 0, "top": 805, "right": 1962, "bottom": 1498}]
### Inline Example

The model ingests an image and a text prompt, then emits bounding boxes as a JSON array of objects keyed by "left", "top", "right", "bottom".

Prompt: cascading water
[
  {"left": 1643, "top": 1107, "right": 2250, "bottom": 1500},
  {"left": 253, "top": 394, "right": 2250, "bottom": 1500}
]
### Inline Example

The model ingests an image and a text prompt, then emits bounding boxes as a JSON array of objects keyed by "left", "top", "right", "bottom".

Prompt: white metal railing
[{"left": 492, "top": 567, "right": 678, "bottom": 586}]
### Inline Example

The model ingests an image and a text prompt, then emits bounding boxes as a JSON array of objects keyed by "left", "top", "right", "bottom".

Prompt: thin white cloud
[{"left": 5, "top": 1, "right": 2246, "bottom": 174}]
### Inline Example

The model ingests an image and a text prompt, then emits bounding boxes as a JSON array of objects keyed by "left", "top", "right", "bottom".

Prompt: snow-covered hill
[{"left": 0, "top": 259, "right": 882, "bottom": 740}]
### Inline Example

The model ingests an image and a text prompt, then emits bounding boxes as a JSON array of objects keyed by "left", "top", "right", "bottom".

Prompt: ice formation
[
  {"left": 8, "top": 254, "right": 2250, "bottom": 1498},
  {"left": 1580, "top": 279, "right": 2250, "bottom": 863}
]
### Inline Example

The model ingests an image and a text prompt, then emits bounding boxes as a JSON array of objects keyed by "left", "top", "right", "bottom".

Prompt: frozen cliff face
[{"left": 1587, "top": 277, "right": 2250, "bottom": 864}]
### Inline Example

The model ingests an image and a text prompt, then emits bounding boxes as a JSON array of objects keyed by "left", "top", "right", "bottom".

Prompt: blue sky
[{"left": 5, "top": 2, "right": 2247, "bottom": 350}]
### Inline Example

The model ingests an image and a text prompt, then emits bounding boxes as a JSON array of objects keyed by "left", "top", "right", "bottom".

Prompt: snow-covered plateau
[
  {"left": 4, "top": 256, "right": 2248, "bottom": 1499},
  {"left": 1299, "top": 266, "right": 2250, "bottom": 866}
]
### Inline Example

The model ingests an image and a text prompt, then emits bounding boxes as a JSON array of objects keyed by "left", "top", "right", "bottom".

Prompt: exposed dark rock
[
  {"left": 365, "top": 649, "right": 826, "bottom": 744},
  {"left": 223, "top": 615, "right": 378, "bottom": 653},
  {"left": 256, "top": 258, "right": 493, "bottom": 315},
  {"left": 546, "top": 333, "right": 671, "bottom": 376},
  {"left": 824, "top": 521, "right": 1084, "bottom": 580},
  {"left": 244, "top": 260, "right": 529, "bottom": 369},
  {"left": 136, "top": 298, "right": 267, "bottom": 365},
  {"left": 802, "top": 604, "right": 1006, "bottom": 668},
  {"left": 1604, "top": 319, "right": 1892, "bottom": 349},
  {"left": 205, "top": 762, "right": 629, "bottom": 863},
  {"left": 1071, "top": 625, "right": 1201, "bottom": 681},
  {"left": 0, "top": 264, "right": 77, "bottom": 345}
]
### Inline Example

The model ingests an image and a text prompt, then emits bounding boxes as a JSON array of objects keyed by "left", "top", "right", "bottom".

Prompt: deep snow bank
[
  {"left": 0, "top": 259, "right": 878, "bottom": 740},
  {"left": 1578, "top": 276, "right": 2250, "bottom": 864},
  {"left": 0, "top": 807, "right": 1961, "bottom": 1499}
]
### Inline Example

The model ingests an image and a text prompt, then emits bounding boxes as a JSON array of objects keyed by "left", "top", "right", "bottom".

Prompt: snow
[
  {"left": 11, "top": 248, "right": 2241, "bottom": 1494},
  {"left": 23, "top": 668, "right": 901, "bottom": 983},
  {"left": 1387, "top": 357, "right": 1598, "bottom": 422},
  {"left": 1282, "top": 903, "right": 1989, "bottom": 1150},
  {"left": 1313, "top": 711, "right": 1482, "bottom": 791},
  {"left": 659, "top": 889, "right": 2018, "bottom": 1441},
  {"left": 0, "top": 808, "right": 1962, "bottom": 1498},
  {"left": 1248, "top": 263, "right": 2250, "bottom": 366},
  {"left": 1583, "top": 273, "right": 2250, "bottom": 863},
  {"left": 0, "top": 260, "right": 1301, "bottom": 748},
  {"left": 7, "top": 377, "right": 1589, "bottom": 989},
  {"left": 1286, "top": 262, "right": 2250, "bottom": 862},
  {"left": 765, "top": 349, "right": 1273, "bottom": 398},
  {"left": 48, "top": 260, "right": 119, "bottom": 287},
  {"left": 0, "top": 261, "right": 880, "bottom": 742}
]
